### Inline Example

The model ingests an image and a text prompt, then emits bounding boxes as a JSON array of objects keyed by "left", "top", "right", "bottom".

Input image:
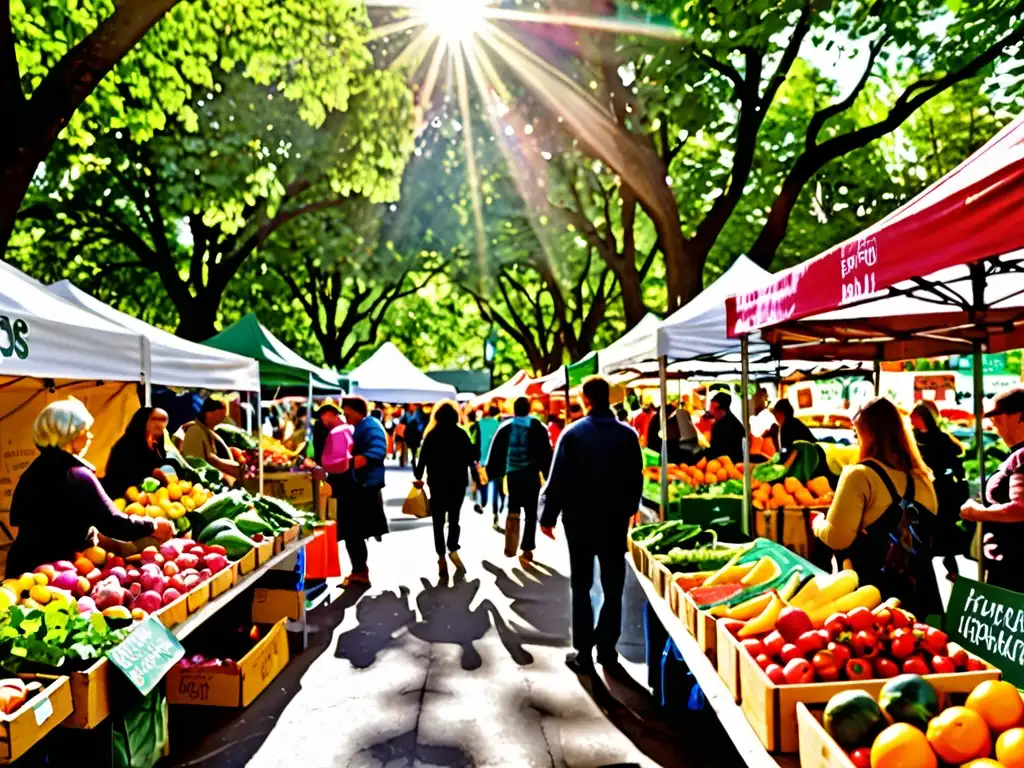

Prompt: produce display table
[{"left": 628, "top": 554, "right": 796, "bottom": 768}]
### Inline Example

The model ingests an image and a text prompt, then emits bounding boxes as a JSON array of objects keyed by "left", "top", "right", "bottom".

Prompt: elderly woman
[{"left": 6, "top": 399, "right": 174, "bottom": 578}]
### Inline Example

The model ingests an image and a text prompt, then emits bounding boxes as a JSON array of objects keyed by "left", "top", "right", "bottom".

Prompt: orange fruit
[
  {"left": 967, "top": 680, "right": 1024, "bottom": 733},
  {"left": 871, "top": 723, "right": 938, "bottom": 768},
  {"left": 997, "top": 727, "right": 1024, "bottom": 768},
  {"left": 926, "top": 706, "right": 992, "bottom": 764},
  {"left": 960, "top": 761, "right": 1003, "bottom": 768}
]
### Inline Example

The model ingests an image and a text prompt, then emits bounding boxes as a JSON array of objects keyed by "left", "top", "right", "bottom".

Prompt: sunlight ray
[
  {"left": 485, "top": 7, "right": 682, "bottom": 41},
  {"left": 454, "top": 43, "right": 489, "bottom": 286}
]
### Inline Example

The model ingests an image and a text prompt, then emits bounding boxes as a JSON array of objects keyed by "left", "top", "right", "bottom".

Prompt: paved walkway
[{"left": 169, "top": 466, "right": 743, "bottom": 768}]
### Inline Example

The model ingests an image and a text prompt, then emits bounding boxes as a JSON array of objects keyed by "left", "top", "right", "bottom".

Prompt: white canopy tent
[
  {"left": 467, "top": 370, "right": 532, "bottom": 408},
  {"left": 597, "top": 313, "right": 663, "bottom": 375},
  {"left": 350, "top": 342, "right": 457, "bottom": 403},
  {"left": 0, "top": 262, "right": 143, "bottom": 382},
  {"left": 49, "top": 281, "right": 260, "bottom": 393}
]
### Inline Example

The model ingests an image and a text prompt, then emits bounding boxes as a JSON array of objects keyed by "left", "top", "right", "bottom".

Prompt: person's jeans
[
  {"left": 431, "top": 486, "right": 465, "bottom": 556},
  {"left": 490, "top": 481, "right": 505, "bottom": 516},
  {"left": 346, "top": 536, "right": 368, "bottom": 574},
  {"left": 506, "top": 471, "right": 540, "bottom": 552},
  {"left": 565, "top": 525, "right": 627, "bottom": 659},
  {"left": 477, "top": 480, "right": 489, "bottom": 508}
]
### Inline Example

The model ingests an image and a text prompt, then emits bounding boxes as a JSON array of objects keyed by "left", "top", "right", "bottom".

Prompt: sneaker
[
  {"left": 565, "top": 651, "right": 595, "bottom": 676},
  {"left": 342, "top": 572, "right": 370, "bottom": 588},
  {"left": 449, "top": 551, "right": 465, "bottom": 571},
  {"left": 473, "top": 504, "right": 483, "bottom": 514},
  {"left": 492, "top": 515, "right": 504, "bottom": 533}
]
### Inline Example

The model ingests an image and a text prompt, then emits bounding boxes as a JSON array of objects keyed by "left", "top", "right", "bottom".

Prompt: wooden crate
[
  {"left": 283, "top": 524, "right": 300, "bottom": 544},
  {"left": 255, "top": 539, "right": 274, "bottom": 566},
  {"left": 21, "top": 659, "right": 110, "bottom": 731},
  {"left": 695, "top": 608, "right": 718, "bottom": 666},
  {"left": 716, "top": 620, "right": 742, "bottom": 702},
  {"left": 186, "top": 580, "right": 211, "bottom": 613},
  {"left": 675, "top": 582, "right": 695, "bottom": 636},
  {"left": 0, "top": 676, "right": 72, "bottom": 763},
  {"left": 796, "top": 703, "right": 857, "bottom": 768},
  {"left": 237, "top": 547, "right": 257, "bottom": 576},
  {"left": 157, "top": 589, "right": 189, "bottom": 629},
  {"left": 209, "top": 563, "right": 236, "bottom": 598},
  {"left": 738, "top": 641, "right": 1000, "bottom": 753}
]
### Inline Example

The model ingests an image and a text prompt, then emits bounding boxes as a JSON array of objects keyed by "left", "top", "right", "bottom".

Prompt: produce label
[
  {"left": 947, "top": 576, "right": 1024, "bottom": 688},
  {"left": 107, "top": 615, "right": 185, "bottom": 696}
]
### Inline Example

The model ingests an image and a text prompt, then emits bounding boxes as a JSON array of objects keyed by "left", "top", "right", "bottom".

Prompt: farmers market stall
[
  {"left": 627, "top": 521, "right": 1008, "bottom": 766},
  {"left": 349, "top": 342, "right": 457, "bottom": 403},
  {"left": 726, "top": 109, "right": 1024, "bottom": 580}
]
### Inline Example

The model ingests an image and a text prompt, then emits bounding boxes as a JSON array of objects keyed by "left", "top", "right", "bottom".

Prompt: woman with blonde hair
[
  {"left": 812, "top": 396, "right": 940, "bottom": 615},
  {"left": 6, "top": 399, "right": 174, "bottom": 578},
  {"left": 414, "top": 400, "right": 477, "bottom": 575}
]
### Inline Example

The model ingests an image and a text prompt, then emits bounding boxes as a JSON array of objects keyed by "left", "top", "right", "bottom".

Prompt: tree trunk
[
  {"left": 174, "top": 296, "right": 220, "bottom": 342},
  {"left": 662, "top": 224, "right": 704, "bottom": 313},
  {"left": 0, "top": 161, "right": 33, "bottom": 256},
  {"left": 619, "top": 265, "right": 647, "bottom": 329}
]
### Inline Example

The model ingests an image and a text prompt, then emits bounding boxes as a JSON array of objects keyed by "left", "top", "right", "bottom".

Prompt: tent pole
[
  {"left": 245, "top": 392, "right": 252, "bottom": 433},
  {"left": 741, "top": 336, "right": 752, "bottom": 538},
  {"left": 564, "top": 364, "right": 570, "bottom": 423},
  {"left": 257, "top": 387, "right": 264, "bottom": 496},
  {"left": 659, "top": 356, "right": 669, "bottom": 522},
  {"left": 873, "top": 359, "right": 881, "bottom": 397},
  {"left": 307, "top": 373, "right": 314, "bottom": 453},
  {"left": 973, "top": 341, "right": 986, "bottom": 582},
  {"left": 140, "top": 337, "right": 152, "bottom": 407}
]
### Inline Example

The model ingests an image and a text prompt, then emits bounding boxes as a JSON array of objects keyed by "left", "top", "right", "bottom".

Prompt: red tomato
[
  {"left": 849, "top": 747, "right": 871, "bottom": 768},
  {"left": 765, "top": 663, "right": 785, "bottom": 685},
  {"left": 828, "top": 642, "right": 852, "bottom": 669},
  {"left": 921, "top": 627, "right": 948, "bottom": 655},
  {"left": 811, "top": 651, "right": 839, "bottom": 682},
  {"left": 851, "top": 630, "right": 879, "bottom": 659},
  {"left": 950, "top": 648, "right": 969, "bottom": 669},
  {"left": 902, "top": 656, "right": 931, "bottom": 675},
  {"left": 846, "top": 607, "right": 874, "bottom": 632},
  {"left": 796, "top": 630, "right": 828, "bottom": 656},
  {"left": 823, "top": 613, "right": 849, "bottom": 639},
  {"left": 845, "top": 658, "right": 873, "bottom": 680},
  {"left": 930, "top": 655, "right": 955, "bottom": 674},
  {"left": 889, "top": 628, "right": 917, "bottom": 660},
  {"left": 872, "top": 608, "right": 892, "bottom": 630},
  {"left": 755, "top": 654, "right": 771, "bottom": 671},
  {"left": 779, "top": 643, "right": 803, "bottom": 664},
  {"left": 873, "top": 657, "right": 900, "bottom": 679},
  {"left": 740, "top": 638, "right": 766, "bottom": 658},
  {"left": 889, "top": 609, "right": 911, "bottom": 629},
  {"left": 965, "top": 657, "right": 987, "bottom": 671},
  {"left": 783, "top": 658, "right": 814, "bottom": 684},
  {"left": 763, "top": 630, "right": 785, "bottom": 658}
]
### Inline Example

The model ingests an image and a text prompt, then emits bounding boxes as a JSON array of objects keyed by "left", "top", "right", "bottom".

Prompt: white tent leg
[
  {"left": 659, "top": 355, "right": 669, "bottom": 522},
  {"left": 741, "top": 336, "right": 752, "bottom": 538},
  {"left": 245, "top": 392, "right": 252, "bottom": 433},
  {"left": 973, "top": 342, "right": 985, "bottom": 582},
  {"left": 257, "top": 387, "right": 264, "bottom": 496},
  {"left": 873, "top": 359, "right": 881, "bottom": 397},
  {"left": 307, "top": 373, "right": 314, "bottom": 458},
  {"left": 141, "top": 336, "right": 153, "bottom": 406}
]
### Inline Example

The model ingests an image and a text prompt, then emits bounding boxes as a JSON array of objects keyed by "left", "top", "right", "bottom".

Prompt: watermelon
[
  {"left": 878, "top": 674, "right": 941, "bottom": 731},
  {"left": 690, "top": 583, "right": 744, "bottom": 606},
  {"left": 824, "top": 691, "right": 886, "bottom": 751}
]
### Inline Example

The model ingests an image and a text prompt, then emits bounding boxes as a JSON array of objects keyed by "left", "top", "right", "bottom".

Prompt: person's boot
[
  {"left": 492, "top": 512, "right": 504, "bottom": 533},
  {"left": 520, "top": 549, "right": 534, "bottom": 563},
  {"left": 342, "top": 571, "right": 370, "bottom": 588},
  {"left": 438, "top": 557, "right": 448, "bottom": 577},
  {"left": 449, "top": 551, "right": 464, "bottom": 571},
  {"left": 565, "top": 650, "right": 595, "bottom": 675}
]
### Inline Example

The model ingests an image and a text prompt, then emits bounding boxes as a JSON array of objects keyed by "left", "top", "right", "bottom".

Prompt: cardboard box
[
  {"left": 255, "top": 539, "right": 274, "bottom": 566},
  {"left": 0, "top": 676, "right": 72, "bottom": 762},
  {"left": 166, "top": 619, "right": 290, "bottom": 708},
  {"left": 251, "top": 588, "right": 305, "bottom": 624},
  {"left": 186, "top": 581, "right": 211, "bottom": 613},
  {"left": 796, "top": 703, "right": 857, "bottom": 768},
  {"left": 738, "top": 641, "right": 1000, "bottom": 753},
  {"left": 245, "top": 473, "right": 313, "bottom": 506},
  {"left": 716, "top": 620, "right": 742, "bottom": 703},
  {"left": 209, "top": 563, "right": 236, "bottom": 598}
]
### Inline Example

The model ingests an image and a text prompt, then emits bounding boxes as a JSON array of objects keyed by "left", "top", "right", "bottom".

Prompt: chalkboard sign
[
  {"left": 947, "top": 576, "right": 1024, "bottom": 689},
  {"left": 107, "top": 616, "right": 186, "bottom": 696}
]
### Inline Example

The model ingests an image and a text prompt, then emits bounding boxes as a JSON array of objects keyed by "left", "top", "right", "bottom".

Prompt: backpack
[{"left": 848, "top": 461, "right": 936, "bottom": 610}]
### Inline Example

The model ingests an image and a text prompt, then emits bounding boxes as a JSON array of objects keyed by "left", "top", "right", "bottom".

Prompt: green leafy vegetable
[{"left": 0, "top": 605, "right": 132, "bottom": 674}]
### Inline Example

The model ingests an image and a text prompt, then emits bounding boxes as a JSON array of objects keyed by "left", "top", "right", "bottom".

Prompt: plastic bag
[{"left": 403, "top": 487, "right": 429, "bottom": 518}]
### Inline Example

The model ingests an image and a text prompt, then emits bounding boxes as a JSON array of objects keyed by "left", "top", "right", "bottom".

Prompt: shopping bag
[{"left": 403, "top": 487, "right": 429, "bottom": 518}]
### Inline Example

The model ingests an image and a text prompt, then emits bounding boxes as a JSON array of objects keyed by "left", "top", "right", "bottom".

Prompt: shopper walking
[
  {"left": 339, "top": 397, "right": 389, "bottom": 588},
  {"left": 476, "top": 405, "right": 504, "bottom": 526},
  {"left": 402, "top": 405, "right": 425, "bottom": 467},
  {"left": 961, "top": 388, "right": 1024, "bottom": 590},
  {"left": 414, "top": 401, "right": 476, "bottom": 575},
  {"left": 911, "top": 402, "right": 968, "bottom": 579},
  {"left": 486, "top": 397, "right": 553, "bottom": 560},
  {"left": 539, "top": 377, "right": 643, "bottom": 675},
  {"left": 813, "top": 396, "right": 940, "bottom": 617}
]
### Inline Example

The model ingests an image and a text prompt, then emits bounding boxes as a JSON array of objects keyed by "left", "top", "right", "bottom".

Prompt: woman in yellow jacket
[{"left": 812, "top": 396, "right": 940, "bottom": 617}]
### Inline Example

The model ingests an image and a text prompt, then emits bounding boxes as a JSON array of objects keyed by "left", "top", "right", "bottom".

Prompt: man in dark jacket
[
  {"left": 701, "top": 391, "right": 745, "bottom": 464},
  {"left": 485, "top": 396, "right": 553, "bottom": 560},
  {"left": 539, "top": 376, "right": 642, "bottom": 675},
  {"left": 340, "top": 397, "right": 389, "bottom": 588}
]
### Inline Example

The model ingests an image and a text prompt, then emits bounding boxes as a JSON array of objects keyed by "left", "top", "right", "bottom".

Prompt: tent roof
[
  {"left": 467, "top": 370, "right": 531, "bottom": 407},
  {"left": 350, "top": 342, "right": 457, "bottom": 403},
  {"left": 727, "top": 110, "right": 1024, "bottom": 359},
  {"left": 204, "top": 314, "right": 345, "bottom": 390},
  {"left": 0, "top": 262, "right": 142, "bottom": 382},
  {"left": 597, "top": 313, "right": 662, "bottom": 374},
  {"left": 49, "top": 281, "right": 260, "bottom": 392}
]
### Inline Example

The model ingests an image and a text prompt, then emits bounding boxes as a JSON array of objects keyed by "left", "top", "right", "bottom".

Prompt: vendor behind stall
[
  {"left": 181, "top": 397, "right": 242, "bottom": 479},
  {"left": 103, "top": 407, "right": 169, "bottom": 499},
  {"left": 6, "top": 400, "right": 174, "bottom": 578},
  {"left": 695, "top": 392, "right": 745, "bottom": 464}
]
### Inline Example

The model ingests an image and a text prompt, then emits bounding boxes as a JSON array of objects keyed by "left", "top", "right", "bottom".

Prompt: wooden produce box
[
  {"left": 738, "top": 641, "right": 1000, "bottom": 753},
  {"left": 648, "top": 558, "right": 672, "bottom": 600},
  {"left": 209, "top": 563, "right": 237, "bottom": 599},
  {"left": 716, "top": 620, "right": 742, "bottom": 702},
  {"left": 166, "top": 619, "right": 290, "bottom": 708},
  {"left": 0, "top": 676, "right": 72, "bottom": 762},
  {"left": 158, "top": 589, "right": 189, "bottom": 630},
  {"left": 251, "top": 588, "right": 305, "bottom": 624},
  {"left": 255, "top": 539, "right": 274, "bottom": 566},
  {"left": 674, "top": 584, "right": 720, "bottom": 663},
  {"left": 186, "top": 580, "right": 211, "bottom": 613},
  {"left": 237, "top": 547, "right": 257, "bottom": 576},
  {"left": 796, "top": 702, "right": 857, "bottom": 768},
  {"left": 21, "top": 658, "right": 111, "bottom": 730},
  {"left": 282, "top": 524, "right": 300, "bottom": 545}
]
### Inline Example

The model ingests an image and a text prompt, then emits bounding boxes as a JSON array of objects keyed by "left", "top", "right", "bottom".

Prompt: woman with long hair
[
  {"left": 813, "top": 397, "right": 940, "bottom": 615},
  {"left": 103, "top": 407, "right": 169, "bottom": 499},
  {"left": 414, "top": 400, "right": 477, "bottom": 575},
  {"left": 911, "top": 402, "right": 968, "bottom": 579}
]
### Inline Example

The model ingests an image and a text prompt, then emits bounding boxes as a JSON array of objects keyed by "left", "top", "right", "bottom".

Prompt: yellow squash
[
  {"left": 726, "top": 591, "right": 774, "bottom": 621},
  {"left": 807, "top": 585, "right": 883, "bottom": 628},
  {"left": 801, "top": 570, "right": 859, "bottom": 612},
  {"left": 740, "top": 556, "right": 781, "bottom": 587},
  {"left": 738, "top": 592, "right": 783, "bottom": 638}
]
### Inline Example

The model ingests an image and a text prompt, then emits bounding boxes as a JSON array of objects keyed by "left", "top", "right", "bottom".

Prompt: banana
[
  {"left": 807, "top": 585, "right": 883, "bottom": 628},
  {"left": 738, "top": 592, "right": 784, "bottom": 638},
  {"left": 801, "top": 570, "right": 859, "bottom": 612},
  {"left": 726, "top": 591, "right": 775, "bottom": 621}
]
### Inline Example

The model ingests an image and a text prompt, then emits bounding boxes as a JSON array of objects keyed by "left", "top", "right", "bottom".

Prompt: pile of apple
[
  {"left": 726, "top": 601, "right": 986, "bottom": 685},
  {"left": 8, "top": 541, "right": 231, "bottom": 621}
]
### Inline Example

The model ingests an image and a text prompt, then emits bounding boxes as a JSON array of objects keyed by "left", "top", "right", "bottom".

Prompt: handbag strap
[{"left": 861, "top": 459, "right": 915, "bottom": 505}]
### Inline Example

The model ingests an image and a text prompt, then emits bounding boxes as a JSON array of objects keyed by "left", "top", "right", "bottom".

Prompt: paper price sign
[
  {"left": 107, "top": 616, "right": 185, "bottom": 696},
  {"left": 947, "top": 576, "right": 1024, "bottom": 689}
]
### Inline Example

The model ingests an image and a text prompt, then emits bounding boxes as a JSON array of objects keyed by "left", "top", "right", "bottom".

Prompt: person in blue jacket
[
  {"left": 340, "top": 396, "right": 389, "bottom": 588},
  {"left": 539, "top": 376, "right": 643, "bottom": 675}
]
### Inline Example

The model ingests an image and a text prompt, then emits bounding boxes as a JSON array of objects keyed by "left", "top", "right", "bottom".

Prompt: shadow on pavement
[
  {"left": 334, "top": 587, "right": 416, "bottom": 668},
  {"left": 165, "top": 586, "right": 368, "bottom": 768},
  {"left": 482, "top": 559, "right": 571, "bottom": 646},
  {"left": 357, "top": 729, "right": 475, "bottom": 768}
]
